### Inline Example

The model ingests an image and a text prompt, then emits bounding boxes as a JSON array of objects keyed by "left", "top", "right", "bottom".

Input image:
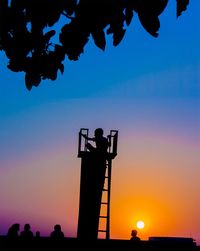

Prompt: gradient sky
[{"left": 0, "top": 1, "right": 200, "bottom": 244}]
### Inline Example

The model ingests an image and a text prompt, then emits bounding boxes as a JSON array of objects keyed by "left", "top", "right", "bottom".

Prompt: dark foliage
[{"left": 0, "top": 0, "right": 190, "bottom": 90}]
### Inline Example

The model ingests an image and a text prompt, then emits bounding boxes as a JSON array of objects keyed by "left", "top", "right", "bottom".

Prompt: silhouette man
[
  {"left": 20, "top": 224, "right": 34, "bottom": 239},
  {"left": 130, "top": 229, "right": 140, "bottom": 241},
  {"left": 7, "top": 223, "right": 20, "bottom": 238},
  {"left": 81, "top": 128, "right": 109, "bottom": 154},
  {"left": 35, "top": 231, "right": 40, "bottom": 238},
  {"left": 50, "top": 224, "right": 64, "bottom": 239}
]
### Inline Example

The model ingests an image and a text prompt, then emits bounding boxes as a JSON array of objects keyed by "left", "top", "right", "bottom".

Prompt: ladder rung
[
  {"left": 99, "top": 216, "right": 107, "bottom": 218},
  {"left": 98, "top": 230, "right": 107, "bottom": 232}
]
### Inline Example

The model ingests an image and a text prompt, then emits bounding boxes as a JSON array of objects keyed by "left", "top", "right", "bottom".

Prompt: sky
[{"left": 0, "top": 1, "right": 200, "bottom": 244}]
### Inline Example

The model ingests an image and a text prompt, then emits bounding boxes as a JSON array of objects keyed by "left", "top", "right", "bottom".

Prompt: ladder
[
  {"left": 98, "top": 158, "right": 112, "bottom": 239},
  {"left": 78, "top": 128, "right": 118, "bottom": 240}
]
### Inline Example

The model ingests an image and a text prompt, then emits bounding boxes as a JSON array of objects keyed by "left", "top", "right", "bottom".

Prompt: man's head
[
  {"left": 94, "top": 128, "right": 103, "bottom": 137},
  {"left": 54, "top": 224, "right": 61, "bottom": 231},
  {"left": 131, "top": 229, "right": 137, "bottom": 237},
  {"left": 24, "top": 224, "right": 30, "bottom": 231}
]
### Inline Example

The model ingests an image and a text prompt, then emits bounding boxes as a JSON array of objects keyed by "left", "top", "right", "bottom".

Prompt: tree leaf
[
  {"left": 58, "top": 63, "right": 64, "bottom": 74},
  {"left": 91, "top": 29, "right": 106, "bottom": 51},
  {"left": 176, "top": 0, "right": 190, "bottom": 17},
  {"left": 138, "top": 13, "right": 160, "bottom": 37},
  {"left": 25, "top": 72, "right": 41, "bottom": 90},
  {"left": 125, "top": 7, "right": 134, "bottom": 26}
]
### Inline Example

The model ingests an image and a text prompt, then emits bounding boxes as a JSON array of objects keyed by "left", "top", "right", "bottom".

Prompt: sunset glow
[
  {"left": 136, "top": 221, "right": 145, "bottom": 229},
  {"left": 0, "top": 1, "right": 199, "bottom": 245}
]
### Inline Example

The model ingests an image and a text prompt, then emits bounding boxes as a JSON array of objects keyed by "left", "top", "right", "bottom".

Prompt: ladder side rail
[
  {"left": 98, "top": 160, "right": 109, "bottom": 239},
  {"left": 84, "top": 128, "right": 89, "bottom": 152},
  {"left": 108, "top": 131, "right": 114, "bottom": 155},
  {"left": 107, "top": 134, "right": 112, "bottom": 154},
  {"left": 106, "top": 159, "right": 112, "bottom": 240},
  {"left": 111, "top": 130, "right": 118, "bottom": 157},
  {"left": 80, "top": 128, "right": 89, "bottom": 153},
  {"left": 78, "top": 130, "right": 82, "bottom": 156}
]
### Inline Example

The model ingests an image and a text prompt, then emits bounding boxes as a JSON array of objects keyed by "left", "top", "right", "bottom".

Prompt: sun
[{"left": 136, "top": 220, "right": 145, "bottom": 229}]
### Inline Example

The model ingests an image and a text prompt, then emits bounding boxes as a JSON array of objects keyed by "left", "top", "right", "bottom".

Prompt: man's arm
[
  {"left": 107, "top": 135, "right": 111, "bottom": 147},
  {"left": 81, "top": 133, "right": 95, "bottom": 141}
]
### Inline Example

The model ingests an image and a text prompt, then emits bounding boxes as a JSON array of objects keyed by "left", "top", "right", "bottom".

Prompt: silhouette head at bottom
[
  {"left": 130, "top": 229, "right": 141, "bottom": 241},
  {"left": 50, "top": 224, "right": 64, "bottom": 239}
]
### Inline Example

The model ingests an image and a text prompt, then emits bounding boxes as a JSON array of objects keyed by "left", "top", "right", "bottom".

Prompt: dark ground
[{"left": 0, "top": 236, "right": 198, "bottom": 251}]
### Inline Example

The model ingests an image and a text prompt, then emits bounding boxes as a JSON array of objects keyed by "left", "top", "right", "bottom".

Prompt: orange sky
[
  {"left": 0, "top": 1, "right": 199, "bottom": 242},
  {"left": 0, "top": 99, "right": 199, "bottom": 243}
]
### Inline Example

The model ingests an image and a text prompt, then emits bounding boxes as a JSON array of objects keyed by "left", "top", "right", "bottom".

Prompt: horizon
[{"left": 0, "top": 1, "right": 199, "bottom": 245}]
